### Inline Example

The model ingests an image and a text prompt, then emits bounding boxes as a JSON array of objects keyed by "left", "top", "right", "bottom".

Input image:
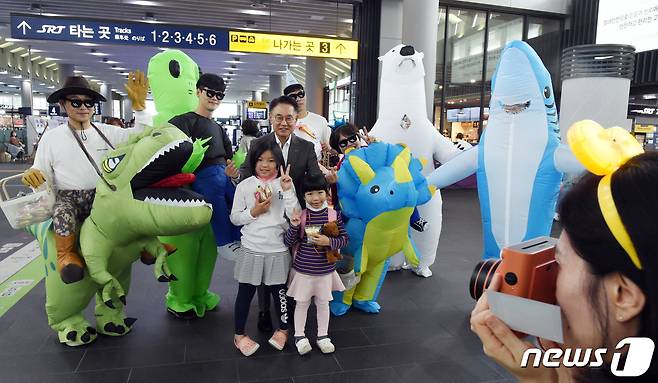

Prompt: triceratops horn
[
  {"left": 392, "top": 147, "right": 412, "bottom": 183},
  {"left": 348, "top": 155, "right": 376, "bottom": 185}
]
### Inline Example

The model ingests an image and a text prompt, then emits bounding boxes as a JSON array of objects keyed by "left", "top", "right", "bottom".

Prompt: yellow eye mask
[{"left": 567, "top": 120, "right": 644, "bottom": 269}]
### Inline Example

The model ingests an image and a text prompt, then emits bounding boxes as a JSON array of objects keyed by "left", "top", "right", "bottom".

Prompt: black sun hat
[{"left": 46, "top": 76, "right": 106, "bottom": 104}]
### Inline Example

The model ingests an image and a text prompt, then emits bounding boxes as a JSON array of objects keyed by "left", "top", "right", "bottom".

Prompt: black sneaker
[
  {"left": 167, "top": 307, "right": 198, "bottom": 320},
  {"left": 411, "top": 218, "right": 428, "bottom": 232},
  {"left": 257, "top": 311, "right": 273, "bottom": 332}
]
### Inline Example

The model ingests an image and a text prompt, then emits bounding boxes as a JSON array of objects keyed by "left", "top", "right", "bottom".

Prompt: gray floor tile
[
  {"left": 77, "top": 344, "right": 185, "bottom": 371},
  {"left": 292, "top": 367, "right": 400, "bottom": 383},
  {"left": 128, "top": 360, "right": 238, "bottom": 383},
  {"left": 237, "top": 353, "right": 340, "bottom": 381},
  {"left": 10, "top": 369, "right": 131, "bottom": 383}
]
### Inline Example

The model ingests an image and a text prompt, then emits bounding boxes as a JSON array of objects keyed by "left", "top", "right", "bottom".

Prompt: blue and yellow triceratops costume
[{"left": 331, "top": 142, "right": 434, "bottom": 315}]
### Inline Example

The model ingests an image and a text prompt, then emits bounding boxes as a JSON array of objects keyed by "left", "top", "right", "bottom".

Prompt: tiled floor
[{"left": 0, "top": 189, "right": 521, "bottom": 382}]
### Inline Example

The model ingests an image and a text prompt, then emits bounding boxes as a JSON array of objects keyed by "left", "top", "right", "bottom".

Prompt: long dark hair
[
  {"left": 241, "top": 119, "right": 260, "bottom": 137},
  {"left": 558, "top": 152, "right": 658, "bottom": 380},
  {"left": 248, "top": 139, "right": 285, "bottom": 177}
]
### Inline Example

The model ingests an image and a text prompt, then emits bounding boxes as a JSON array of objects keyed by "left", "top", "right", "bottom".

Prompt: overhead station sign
[
  {"left": 10, "top": 13, "right": 358, "bottom": 60},
  {"left": 228, "top": 31, "right": 358, "bottom": 60},
  {"left": 11, "top": 13, "right": 229, "bottom": 50}
]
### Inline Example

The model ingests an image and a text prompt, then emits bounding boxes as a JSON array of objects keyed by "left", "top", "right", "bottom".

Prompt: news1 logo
[{"left": 521, "top": 337, "right": 655, "bottom": 377}]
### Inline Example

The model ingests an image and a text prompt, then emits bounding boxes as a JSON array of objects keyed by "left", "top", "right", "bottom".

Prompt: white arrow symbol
[{"left": 17, "top": 21, "right": 31, "bottom": 34}]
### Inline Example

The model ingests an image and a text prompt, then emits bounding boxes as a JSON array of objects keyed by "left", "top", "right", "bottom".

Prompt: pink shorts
[{"left": 287, "top": 269, "right": 345, "bottom": 302}]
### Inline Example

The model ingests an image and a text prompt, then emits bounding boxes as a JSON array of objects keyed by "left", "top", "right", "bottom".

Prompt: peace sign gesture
[
  {"left": 280, "top": 165, "right": 293, "bottom": 191},
  {"left": 359, "top": 127, "right": 377, "bottom": 144},
  {"left": 289, "top": 208, "right": 302, "bottom": 227}
]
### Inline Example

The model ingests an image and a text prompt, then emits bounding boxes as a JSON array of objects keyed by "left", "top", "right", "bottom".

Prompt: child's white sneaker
[
  {"left": 295, "top": 337, "right": 312, "bottom": 355},
  {"left": 316, "top": 337, "right": 335, "bottom": 354}
]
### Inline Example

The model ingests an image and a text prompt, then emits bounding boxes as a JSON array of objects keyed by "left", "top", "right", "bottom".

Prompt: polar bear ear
[{"left": 419, "top": 52, "right": 424, "bottom": 59}]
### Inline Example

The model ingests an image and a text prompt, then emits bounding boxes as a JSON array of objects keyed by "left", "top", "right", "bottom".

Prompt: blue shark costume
[{"left": 428, "top": 40, "right": 581, "bottom": 259}]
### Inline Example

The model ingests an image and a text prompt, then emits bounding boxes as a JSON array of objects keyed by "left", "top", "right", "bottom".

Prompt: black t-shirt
[{"left": 169, "top": 112, "right": 233, "bottom": 169}]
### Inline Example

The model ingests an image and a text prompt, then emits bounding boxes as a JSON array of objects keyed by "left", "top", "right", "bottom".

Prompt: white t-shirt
[
  {"left": 32, "top": 111, "right": 148, "bottom": 191},
  {"left": 294, "top": 111, "right": 331, "bottom": 160},
  {"left": 230, "top": 176, "right": 300, "bottom": 253}
]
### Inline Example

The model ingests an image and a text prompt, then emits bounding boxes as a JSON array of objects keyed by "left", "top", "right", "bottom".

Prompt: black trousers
[{"left": 234, "top": 283, "right": 288, "bottom": 335}]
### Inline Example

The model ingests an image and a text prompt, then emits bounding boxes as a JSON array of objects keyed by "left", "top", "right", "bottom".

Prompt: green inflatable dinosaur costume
[
  {"left": 148, "top": 50, "right": 221, "bottom": 318},
  {"left": 28, "top": 125, "right": 212, "bottom": 346}
]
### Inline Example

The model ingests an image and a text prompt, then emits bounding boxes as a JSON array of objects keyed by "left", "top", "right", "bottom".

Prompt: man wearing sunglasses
[
  {"left": 283, "top": 84, "right": 331, "bottom": 162},
  {"left": 21, "top": 73, "right": 149, "bottom": 284},
  {"left": 169, "top": 73, "right": 241, "bottom": 264}
]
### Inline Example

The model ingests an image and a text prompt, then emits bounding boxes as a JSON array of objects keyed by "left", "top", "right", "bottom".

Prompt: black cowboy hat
[{"left": 47, "top": 76, "right": 106, "bottom": 103}]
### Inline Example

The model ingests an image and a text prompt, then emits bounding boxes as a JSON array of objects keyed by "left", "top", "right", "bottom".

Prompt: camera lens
[
  {"left": 469, "top": 258, "right": 502, "bottom": 300},
  {"left": 504, "top": 272, "right": 518, "bottom": 286}
]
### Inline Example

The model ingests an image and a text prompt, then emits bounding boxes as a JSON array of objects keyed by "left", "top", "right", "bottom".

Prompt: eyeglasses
[
  {"left": 202, "top": 88, "right": 225, "bottom": 100},
  {"left": 273, "top": 115, "right": 295, "bottom": 124},
  {"left": 286, "top": 90, "right": 305, "bottom": 100},
  {"left": 66, "top": 98, "right": 95, "bottom": 109},
  {"left": 338, "top": 134, "right": 358, "bottom": 149}
]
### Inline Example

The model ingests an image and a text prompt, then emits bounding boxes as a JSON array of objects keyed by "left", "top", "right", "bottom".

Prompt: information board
[
  {"left": 11, "top": 13, "right": 228, "bottom": 51},
  {"left": 597, "top": 0, "right": 658, "bottom": 52},
  {"left": 229, "top": 31, "right": 358, "bottom": 59}
]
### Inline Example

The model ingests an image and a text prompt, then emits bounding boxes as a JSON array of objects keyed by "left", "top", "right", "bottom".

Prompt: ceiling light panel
[
  {"left": 241, "top": 10, "right": 270, "bottom": 16},
  {"left": 126, "top": 0, "right": 162, "bottom": 5}
]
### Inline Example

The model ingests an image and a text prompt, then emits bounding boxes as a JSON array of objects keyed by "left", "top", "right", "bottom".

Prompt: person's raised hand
[
  {"left": 280, "top": 165, "right": 293, "bottom": 191},
  {"left": 125, "top": 70, "right": 148, "bottom": 111},
  {"left": 250, "top": 195, "right": 272, "bottom": 217},
  {"left": 226, "top": 159, "right": 239, "bottom": 179},
  {"left": 360, "top": 127, "right": 377, "bottom": 144},
  {"left": 289, "top": 208, "right": 302, "bottom": 227}
]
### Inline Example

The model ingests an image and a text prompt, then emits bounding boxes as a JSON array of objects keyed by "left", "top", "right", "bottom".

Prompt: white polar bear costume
[{"left": 369, "top": 44, "right": 459, "bottom": 277}]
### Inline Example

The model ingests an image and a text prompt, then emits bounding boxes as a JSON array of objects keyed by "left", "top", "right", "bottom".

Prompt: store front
[{"left": 434, "top": 2, "right": 564, "bottom": 142}]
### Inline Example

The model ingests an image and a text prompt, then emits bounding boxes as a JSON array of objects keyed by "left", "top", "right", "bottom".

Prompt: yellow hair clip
[{"left": 567, "top": 120, "right": 644, "bottom": 270}]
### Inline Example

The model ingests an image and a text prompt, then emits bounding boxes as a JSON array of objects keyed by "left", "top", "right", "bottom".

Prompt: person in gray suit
[{"left": 232, "top": 95, "right": 323, "bottom": 333}]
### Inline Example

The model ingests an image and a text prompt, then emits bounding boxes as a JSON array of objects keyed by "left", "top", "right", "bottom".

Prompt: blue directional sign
[{"left": 10, "top": 13, "right": 229, "bottom": 50}]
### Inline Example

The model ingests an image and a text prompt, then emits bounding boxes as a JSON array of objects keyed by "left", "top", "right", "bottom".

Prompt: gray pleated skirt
[{"left": 234, "top": 247, "right": 291, "bottom": 286}]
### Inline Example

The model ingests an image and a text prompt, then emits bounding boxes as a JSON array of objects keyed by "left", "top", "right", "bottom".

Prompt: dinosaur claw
[
  {"left": 115, "top": 325, "right": 126, "bottom": 334},
  {"left": 86, "top": 326, "right": 97, "bottom": 335},
  {"left": 119, "top": 295, "right": 127, "bottom": 305},
  {"left": 168, "top": 274, "right": 178, "bottom": 281},
  {"left": 157, "top": 275, "right": 169, "bottom": 282},
  {"left": 66, "top": 330, "right": 77, "bottom": 341},
  {"left": 124, "top": 317, "right": 137, "bottom": 328},
  {"left": 105, "top": 300, "right": 115, "bottom": 309},
  {"left": 81, "top": 332, "right": 91, "bottom": 343}
]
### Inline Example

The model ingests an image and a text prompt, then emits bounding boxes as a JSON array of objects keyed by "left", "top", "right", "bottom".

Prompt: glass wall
[
  {"left": 443, "top": 8, "right": 486, "bottom": 142},
  {"left": 435, "top": 4, "right": 564, "bottom": 143}
]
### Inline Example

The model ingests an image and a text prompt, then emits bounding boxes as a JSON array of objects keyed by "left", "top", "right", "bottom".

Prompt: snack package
[{"left": 254, "top": 184, "right": 273, "bottom": 203}]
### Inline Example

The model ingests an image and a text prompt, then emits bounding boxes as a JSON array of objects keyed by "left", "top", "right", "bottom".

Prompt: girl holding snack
[
  {"left": 284, "top": 174, "right": 349, "bottom": 355},
  {"left": 230, "top": 139, "right": 299, "bottom": 356}
]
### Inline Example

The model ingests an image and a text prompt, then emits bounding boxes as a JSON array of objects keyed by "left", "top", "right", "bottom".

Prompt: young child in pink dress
[{"left": 284, "top": 174, "right": 349, "bottom": 355}]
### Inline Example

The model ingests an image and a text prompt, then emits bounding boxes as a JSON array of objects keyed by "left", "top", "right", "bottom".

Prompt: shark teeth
[
  {"left": 137, "top": 139, "right": 190, "bottom": 174},
  {"left": 502, "top": 100, "right": 531, "bottom": 114},
  {"left": 143, "top": 197, "right": 212, "bottom": 209}
]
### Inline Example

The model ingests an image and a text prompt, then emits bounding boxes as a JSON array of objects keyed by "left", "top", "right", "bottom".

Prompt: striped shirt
[{"left": 284, "top": 208, "right": 349, "bottom": 275}]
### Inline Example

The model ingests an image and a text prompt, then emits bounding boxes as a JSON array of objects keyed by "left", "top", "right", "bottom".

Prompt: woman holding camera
[{"left": 471, "top": 127, "right": 658, "bottom": 382}]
